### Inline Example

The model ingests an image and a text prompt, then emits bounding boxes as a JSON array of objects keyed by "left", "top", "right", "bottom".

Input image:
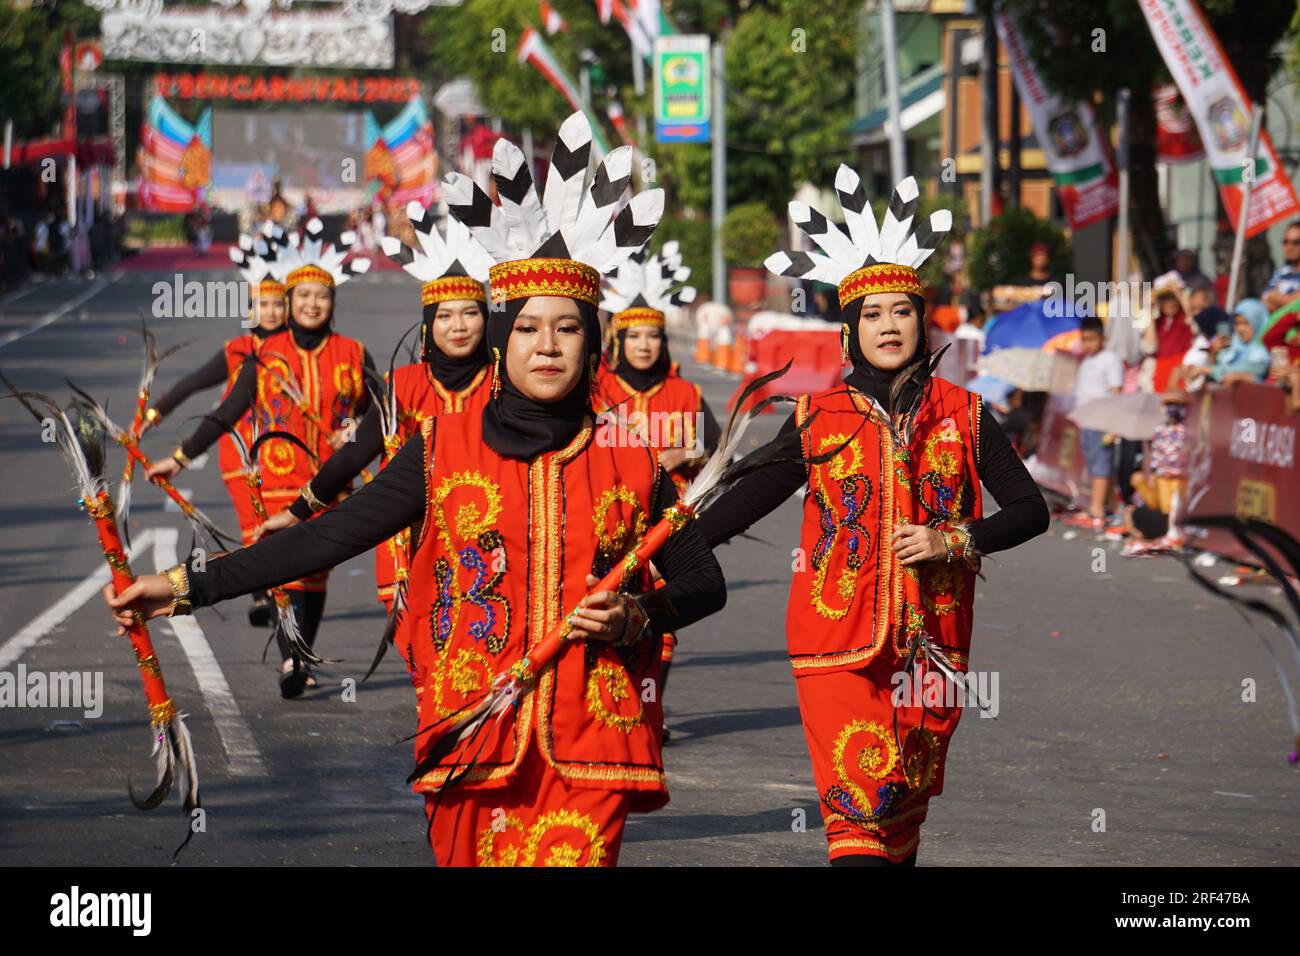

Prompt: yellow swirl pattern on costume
[{"left": 585, "top": 660, "right": 644, "bottom": 733}]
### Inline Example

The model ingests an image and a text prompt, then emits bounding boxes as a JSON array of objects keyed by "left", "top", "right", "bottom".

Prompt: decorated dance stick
[
  {"left": 67, "top": 382, "right": 238, "bottom": 550},
  {"left": 117, "top": 322, "right": 188, "bottom": 549},
  {"left": 360, "top": 327, "right": 419, "bottom": 681},
  {"left": 217, "top": 417, "right": 328, "bottom": 666},
  {"left": 1, "top": 378, "right": 200, "bottom": 856},
  {"left": 256, "top": 352, "right": 375, "bottom": 483},
  {"left": 409, "top": 362, "right": 836, "bottom": 786}
]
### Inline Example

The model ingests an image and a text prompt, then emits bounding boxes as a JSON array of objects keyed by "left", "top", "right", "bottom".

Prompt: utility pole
[
  {"left": 711, "top": 38, "right": 726, "bottom": 306},
  {"left": 879, "top": 0, "right": 907, "bottom": 183}
]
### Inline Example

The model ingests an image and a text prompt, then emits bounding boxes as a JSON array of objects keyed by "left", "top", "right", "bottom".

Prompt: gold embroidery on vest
[{"left": 585, "top": 660, "right": 645, "bottom": 732}]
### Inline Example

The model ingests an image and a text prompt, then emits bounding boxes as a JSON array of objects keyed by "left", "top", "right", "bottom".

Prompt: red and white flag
[{"left": 539, "top": 1, "right": 567, "bottom": 34}]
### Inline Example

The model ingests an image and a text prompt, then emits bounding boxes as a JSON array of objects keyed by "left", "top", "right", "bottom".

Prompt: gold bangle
[
  {"left": 300, "top": 482, "right": 327, "bottom": 513},
  {"left": 161, "top": 562, "right": 192, "bottom": 617},
  {"left": 144, "top": 407, "right": 162, "bottom": 426},
  {"left": 172, "top": 447, "right": 192, "bottom": 468}
]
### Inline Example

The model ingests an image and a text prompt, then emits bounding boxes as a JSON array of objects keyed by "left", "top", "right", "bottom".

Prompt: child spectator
[{"left": 1069, "top": 316, "right": 1125, "bottom": 532}]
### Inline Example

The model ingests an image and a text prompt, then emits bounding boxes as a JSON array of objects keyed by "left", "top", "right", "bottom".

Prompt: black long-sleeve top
[
  {"left": 179, "top": 346, "right": 376, "bottom": 460},
  {"left": 287, "top": 403, "right": 384, "bottom": 520},
  {"left": 695, "top": 405, "right": 1049, "bottom": 556},
  {"left": 186, "top": 427, "right": 727, "bottom": 635},
  {"left": 151, "top": 349, "right": 228, "bottom": 418}
]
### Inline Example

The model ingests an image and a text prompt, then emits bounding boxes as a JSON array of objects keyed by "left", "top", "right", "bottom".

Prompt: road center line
[
  {"left": 0, "top": 274, "right": 120, "bottom": 349},
  {"left": 154, "top": 527, "right": 267, "bottom": 779},
  {"left": 0, "top": 529, "right": 156, "bottom": 671}
]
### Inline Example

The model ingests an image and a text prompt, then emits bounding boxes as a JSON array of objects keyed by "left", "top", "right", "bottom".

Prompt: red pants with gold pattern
[
  {"left": 423, "top": 745, "right": 633, "bottom": 867},
  {"left": 794, "top": 657, "right": 961, "bottom": 863}
]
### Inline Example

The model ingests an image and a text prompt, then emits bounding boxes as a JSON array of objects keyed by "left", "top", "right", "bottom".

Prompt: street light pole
[
  {"left": 880, "top": 0, "right": 907, "bottom": 183},
  {"left": 712, "top": 38, "right": 727, "bottom": 306}
]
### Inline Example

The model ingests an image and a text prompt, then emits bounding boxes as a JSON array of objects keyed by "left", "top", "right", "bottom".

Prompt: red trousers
[
  {"left": 795, "top": 658, "right": 962, "bottom": 863},
  {"left": 423, "top": 744, "right": 632, "bottom": 867}
]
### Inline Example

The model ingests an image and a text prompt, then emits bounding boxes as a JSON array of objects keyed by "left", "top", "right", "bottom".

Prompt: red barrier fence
[
  {"left": 1031, "top": 381, "right": 1300, "bottom": 564},
  {"left": 728, "top": 314, "right": 842, "bottom": 412},
  {"left": 1183, "top": 382, "right": 1299, "bottom": 563}
]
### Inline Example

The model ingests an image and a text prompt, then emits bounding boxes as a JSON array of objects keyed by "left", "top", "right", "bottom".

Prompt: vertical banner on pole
[
  {"left": 1138, "top": 0, "right": 1299, "bottom": 238},
  {"left": 995, "top": 8, "right": 1118, "bottom": 230},
  {"left": 654, "top": 35, "right": 711, "bottom": 144}
]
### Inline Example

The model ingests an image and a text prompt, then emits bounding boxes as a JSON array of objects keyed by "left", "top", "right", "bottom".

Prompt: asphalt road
[{"left": 0, "top": 260, "right": 1295, "bottom": 866}]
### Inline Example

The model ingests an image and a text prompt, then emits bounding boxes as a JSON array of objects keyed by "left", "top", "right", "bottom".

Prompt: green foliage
[
  {"left": 419, "top": 0, "right": 631, "bottom": 132},
  {"left": 721, "top": 201, "right": 779, "bottom": 268},
  {"left": 967, "top": 208, "right": 1070, "bottom": 292},
  {"left": 721, "top": 0, "right": 856, "bottom": 212},
  {"left": 0, "top": 6, "right": 63, "bottom": 138},
  {"left": 653, "top": 212, "right": 714, "bottom": 298}
]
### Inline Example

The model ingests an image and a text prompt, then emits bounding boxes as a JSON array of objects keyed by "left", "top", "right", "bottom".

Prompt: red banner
[
  {"left": 1184, "top": 382, "right": 1300, "bottom": 563},
  {"left": 151, "top": 73, "right": 421, "bottom": 104}
]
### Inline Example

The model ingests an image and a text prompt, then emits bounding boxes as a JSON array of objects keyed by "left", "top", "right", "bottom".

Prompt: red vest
[
  {"left": 254, "top": 330, "right": 366, "bottom": 510},
  {"left": 374, "top": 364, "right": 491, "bottom": 605},
  {"left": 216, "top": 335, "right": 264, "bottom": 483},
  {"left": 595, "top": 363, "right": 705, "bottom": 495},
  {"left": 787, "top": 378, "right": 984, "bottom": 675},
  {"left": 405, "top": 411, "right": 668, "bottom": 809}
]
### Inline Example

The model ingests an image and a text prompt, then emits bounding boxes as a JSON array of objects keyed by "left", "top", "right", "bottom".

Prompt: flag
[
  {"left": 1139, "top": 0, "right": 1299, "bottom": 238},
  {"left": 539, "top": 0, "right": 567, "bottom": 34},
  {"left": 607, "top": 101, "right": 634, "bottom": 146},
  {"left": 1154, "top": 84, "right": 1204, "bottom": 164},
  {"left": 517, "top": 28, "right": 612, "bottom": 156},
  {"left": 595, "top": 0, "right": 612, "bottom": 24},
  {"left": 995, "top": 7, "right": 1119, "bottom": 230},
  {"left": 608, "top": 0, "right": 652, "bottom": 60}
]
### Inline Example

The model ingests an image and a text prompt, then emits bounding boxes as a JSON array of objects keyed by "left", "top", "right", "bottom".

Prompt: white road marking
[
  {"left": 164, "top": 488, "right": 192, "bottom": 513},
  {"left": 0, "top": 281, "right": 46, "bottom": 306},
  {"left": 154, "top": 527, "right": 267, "bottom": 779},
  {"left": 0, "top": 274, "right": 120, "bottom": 349},
  {"left": 0, "top": 529, "right": 156, "bottom": 671}
]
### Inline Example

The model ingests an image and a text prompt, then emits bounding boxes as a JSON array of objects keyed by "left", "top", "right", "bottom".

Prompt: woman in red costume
[
  {"left": 142, "top": 226, "right": 287, "bottom": 624},
  {"left": 697, "top": 170, "right": 1049, "bottom": 865},
  {"left": 103, "top": 112, "right": 727, "bottom": 866},
  {"left": 148, "top": 218, "right": 374, "bottom": 697},
  {"left": 255, "top": 202, "right": 495, "bottom": 633}
]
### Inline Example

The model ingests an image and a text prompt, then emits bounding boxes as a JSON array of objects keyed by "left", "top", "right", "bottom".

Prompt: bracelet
[
  {"left": 172, "top": 447, "right": 192, "bottom": 468},
  {"left": 613, "top": 595, "right": 651, "bottom": 647},
  {"left": 161, "top": 562, "right": 193, "bottom": 618},
  {"left": 300, "top": 482, "right": 328, "bottom": 513},
  {"left": 941, "top": 525, "right": 971, "bottom": 565},
  {"left": 144, "top": 407, "right": 162, "bottom": 426}
]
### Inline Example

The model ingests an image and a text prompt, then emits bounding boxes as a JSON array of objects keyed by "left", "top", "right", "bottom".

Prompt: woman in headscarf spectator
[{"left": 1205, "top": 299, "right": 1272, "bottom": 385}]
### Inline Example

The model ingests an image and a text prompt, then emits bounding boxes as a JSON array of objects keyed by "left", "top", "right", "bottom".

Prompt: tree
[{"left": 985, "top": 0, "right": 1295, "bottom": 280}]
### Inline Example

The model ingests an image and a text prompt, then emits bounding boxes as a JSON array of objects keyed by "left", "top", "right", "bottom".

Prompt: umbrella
[
  {"left": 984, "top": 299, "right": 1084, "bottom": 353},
  {"left": 964, "top": 374, "right": 1015, "bottom": 406},
  {"left": 978, "top": 347, "right": 1079, "bottom": 395},
  {"left": 1067, "top": 391, "right": 1167, "bottom": 441}
]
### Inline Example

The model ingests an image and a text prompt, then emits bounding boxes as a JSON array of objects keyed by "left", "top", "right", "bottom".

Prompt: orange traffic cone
[
  {"left": 729, "top": 333, "right": 746, "bottom": 373},
  {"left": 694, "top": 337, "right": 712, "bottom": 365}
]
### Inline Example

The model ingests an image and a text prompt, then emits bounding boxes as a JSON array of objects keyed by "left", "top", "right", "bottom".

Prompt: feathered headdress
[
  {"left": 601, "top": 241, "right": 697, "bottom": 332},
  {"left": 277, "top": 217, "right": 371, "bottom": 291},
  {"left": 442, "top": 111, "right": 663, "bottom": 308},
  {"left": 766, "top": 169, "right": 951, "bottom": 309},
  {"left": 380, "top": 201, "right": 493, "bottom": 307},
  {"left": 228, "top": 221, "right": 289, "bottom": 300}
]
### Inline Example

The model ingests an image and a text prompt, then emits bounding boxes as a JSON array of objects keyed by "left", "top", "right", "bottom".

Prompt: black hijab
[
  {"left": 482, "top": 296, "right": 602, "bottom": 460},
  {"left": 612, "top": 322, "right": 672, "bottom": 392},
  {"left": 841, "top": 293, "right": 932, "bottom": 420},
  {"left": 422, "top": 298, "right": 490, "bottom": 392},
  {"left": 286, "top": 286, "right": 333, "bottom": 351}
]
